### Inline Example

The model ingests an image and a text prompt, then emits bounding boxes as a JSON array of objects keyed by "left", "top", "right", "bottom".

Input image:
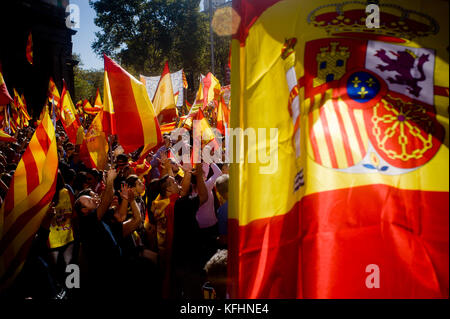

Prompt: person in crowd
[
  {"left": 215, "top": 174, "right": 229, "bottom": 248},
  {"left": 195, "top": 162, "right": 223, "bottom": 266},
  {"left": 203, "top": 249, "right": 228, "bottom": 299}
]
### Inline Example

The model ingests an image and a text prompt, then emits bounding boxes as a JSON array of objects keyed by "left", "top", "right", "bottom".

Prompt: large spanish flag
[
  {"left": 230, "top": 0, "right": 449, "bottom": 299},
  {"left": 152, "top": 61, "right": 178, "bottom": 124},
  {"left": 60, "top": 81, "right": 82, "bottom": 145},
  {"left": 0, "top": 110, "right": 58, "bottom": 290},
  {"left": 103, "top": 54, "right": 162, "bottom": 154}
]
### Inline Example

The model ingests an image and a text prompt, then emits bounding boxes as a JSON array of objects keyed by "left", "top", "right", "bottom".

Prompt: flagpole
[{"left": 208, "top": 0, "right": 215, "bottom": 75}]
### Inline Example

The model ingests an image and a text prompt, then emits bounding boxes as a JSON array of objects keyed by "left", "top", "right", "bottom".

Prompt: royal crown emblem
[{"left": 307, "top": 1, "right": 439, "bottom": 40}]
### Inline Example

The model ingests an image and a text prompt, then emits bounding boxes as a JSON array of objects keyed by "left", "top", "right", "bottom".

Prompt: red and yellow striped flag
[
  {"left": 0, "top": 64, "right": 13, "bottom": 106},
  {"left": 0, "top": 110, "right": 58, "bottom": 290},
  {"left": 152, "top": 61, "right": 178, "bottom": 125},
  {"left": 103, "top": 54, "right": 162, "bottom": 155},
  {"left": 26, "top": 33, "right": 33, "bottom": 65},
  {"left": 60, "top": 82, "right": 82, "bottom": 145},
  {"left": 230, "top": 0, "right": 449, "bottom": 299}
]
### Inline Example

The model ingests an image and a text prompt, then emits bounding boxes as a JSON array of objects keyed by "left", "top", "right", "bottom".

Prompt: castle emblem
[{"left": 314, "top": 42, "right": 350, "bottom": 87}]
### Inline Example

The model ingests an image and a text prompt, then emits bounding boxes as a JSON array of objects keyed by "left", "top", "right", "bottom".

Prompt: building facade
[{"left": 0, "top": 0, "right": 77, "bottom": 118}]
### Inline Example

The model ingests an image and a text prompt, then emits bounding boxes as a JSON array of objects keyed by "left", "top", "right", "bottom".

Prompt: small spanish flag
[{"left": 26, "top": 33, "right": 33, "bottom": 65}]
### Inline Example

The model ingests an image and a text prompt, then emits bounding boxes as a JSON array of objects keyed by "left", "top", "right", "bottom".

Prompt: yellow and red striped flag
[
  {"left": 103, "top": 54, "right": 162, "bottom": 155},
  {"left": 13, "top": 89, "right": 30, "bottom": 128},
  {"left": 230, "top": 0, "right": 449, "bottom": 299},
  {"left": 0, "top": 64, "right": 13, "bottom": 106},
  {"left": 60, "top": 81, "right": 82, "bottom": 145},
  {"left": 160, "top": 121, "right": 177, "bottom": 135},
  {"left": 0, "top": 110, "right": 58, "bottom": 290},
  {"left": 152, "top": 61, "right": 178, "bottom": 125},
  {"left": 26, "top": 33, "right": 33, "bottom": 65}
]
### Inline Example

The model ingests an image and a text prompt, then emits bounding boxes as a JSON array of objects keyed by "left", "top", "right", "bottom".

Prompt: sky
[
  {"left": 71, "top": 0, "right": 205, "bottom": 70},
  {"left": 70, "top": 0, "right": 103, "bottom": 70}
]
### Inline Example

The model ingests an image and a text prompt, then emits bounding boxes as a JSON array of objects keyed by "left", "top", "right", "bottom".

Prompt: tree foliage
[
  {"left": 90, "top": 0, "right": 230, "bottom": 102},
  {"left": 73, "top": 53, "right": 104, "bottom": 104}
]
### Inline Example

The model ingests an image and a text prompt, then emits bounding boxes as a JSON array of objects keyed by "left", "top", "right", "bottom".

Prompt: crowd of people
[{"left": 0, "top": 118, "right": 229, "bottom": 300}]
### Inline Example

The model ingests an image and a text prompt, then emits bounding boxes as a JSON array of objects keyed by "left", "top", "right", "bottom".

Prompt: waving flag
[
  {"left": 94, "top": 88, "right": 103, "bottom": 109},
  {"left": 103, "top": 54, "right": 162, "bottom": 155},
  {"left": 13, "top": 89, "right": 30, "bottom": 128},
  {"left": 230, "top": 0, "right": 449, "bottom": 299},
  {"left": 47, "top": 77, "right": 60, "bottom": 108},
  {"left": 0, "top": 110, "right": 58, "bottom": 290},
  {"left": 202, "top": 72, "right": 221, "bottom": 110},
  {"left": 26, "top": 33, "right": 33, "bottom": 65},
  {"left": 82, "top": 99, "right": 101, "bottom": 115},
  {"left": 152, "top": 61, "right": 178, "bottom": 124},
  {"left": 60, "top": 82, "right": 82, "bottom": 145},
  {"left": 0, "top": 64, "right": 13, "bottom": 106},
  {"left": 192, "top": 108, "right": 220, "bottom": 164},
  {"left": 79, "top": 110, "right": 108, "bottom": 170},
  {"left": 0, "top": 129, "right": 16, "bottom": 142}
]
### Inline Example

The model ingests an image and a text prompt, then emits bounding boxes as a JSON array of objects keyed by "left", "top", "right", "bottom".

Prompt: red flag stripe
[
  {"left": 21, "top": 148, "right": 40, "bottom": 196},
  {"left": 229, "top": 186, "right": 449, "bottom": 298}
]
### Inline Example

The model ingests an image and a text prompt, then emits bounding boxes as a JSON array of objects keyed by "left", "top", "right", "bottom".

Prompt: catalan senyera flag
[
  {"left": 103, "top": 54, "right": 162, "bottom": 155},
  {"left": 0, "top": 65, "right": 13, "bottom": 106},
  {"left": 160, "top": 122, "right": 177, "bottom": 135},
  {"left": 0, "top": 110, "right": 58, "bottom": 290},
  {"left": 60, "top": 82, "right": 82, "bottom": 145},
  {"left": 26, "top": 33, "right": 33, "bottom": 65},
  {"left": 152, "top": 61, "right": 178, "bottom": 125},
  {"left": 230, "top": 0, "right": 449, "bottom": 299},
  {"left": 79, "top": 110, "right": 108, "bottom": 170},
  {"left": 47, "top": 77, "right": 60, "bottom": 109}
]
